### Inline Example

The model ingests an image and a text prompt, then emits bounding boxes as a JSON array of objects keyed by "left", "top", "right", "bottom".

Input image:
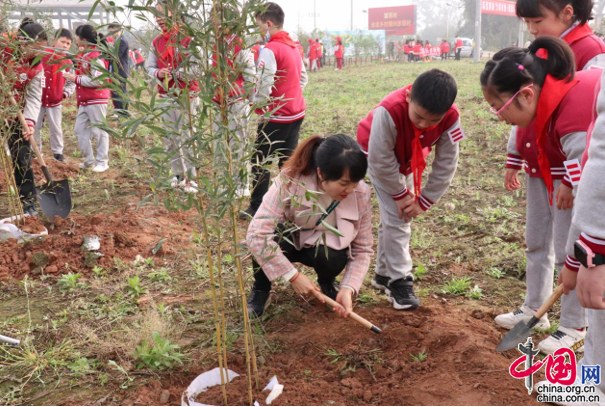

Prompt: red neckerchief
[
  {"left": 563, "top": 23, "right": 594, "bottom": 45},
  {"left": 535, "top": 74, "right": 579, "bottom": 204},
  {"left": 410, "top": 121, "right": 438, "bottom": 200},
  {"left": 269, "top": 31, "right": 296, "bottom": 48},
  {"left": 160, "top": 28, "right": 179, "bottom": 61}
]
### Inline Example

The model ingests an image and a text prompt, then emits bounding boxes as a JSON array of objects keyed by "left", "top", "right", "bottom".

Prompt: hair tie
[{"left": 518, "top": 64, "right": 525, "bottom": 71}]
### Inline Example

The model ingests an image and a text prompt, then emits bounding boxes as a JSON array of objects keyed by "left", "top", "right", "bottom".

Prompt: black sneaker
[
  {"left": 386, "top": 276, "right": 420, "bottom": 310},
  {"left": 371, "top": 274, "right": 390, "bottom": 292},
  {"left": 239, "top": 206, "right": 257, "bottom": 220},
  {"left": 319, "top": 280, "right": 339, "bottom": 301},
  {"left": 247, "top": 288, "right": 270, "bottom": 318},
  {"left": 53, "top": 154, "right": 66, "bottom": 162}
]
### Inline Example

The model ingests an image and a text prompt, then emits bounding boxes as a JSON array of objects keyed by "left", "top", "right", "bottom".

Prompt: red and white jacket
[
  {"left": 211, "top": 34, "right": 255, "bottom": 105},
  {"left": 75, "top": 48, "right": 111, "bottom": 107},
  {"left": 254, "top": 31, "right": 308, "bottom": 123},
  {"left": 334, "top": 43, "right": 344, "bottom": 59},
  {"left": 357, "top": 85, "right": 463, "bottom": 210},
  {"left": 1, "top": 48, "right": 43, "bottom": 128},
  {"left": 41, "top": 50, "right": 75, "bottom": 108},
  {"left": 146, "top": 30, "right": 200, "bottom": 97}
]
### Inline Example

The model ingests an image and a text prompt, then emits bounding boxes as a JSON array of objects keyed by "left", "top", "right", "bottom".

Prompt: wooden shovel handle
[
  {"left": 535, "top": 285, "right": 565, "bottom": 319},
  {"left": 5, "top": 89, "right": 49, "bottom": 173},
  {"left": 314, "top": 291, "right": 381, "bottom": 333}
]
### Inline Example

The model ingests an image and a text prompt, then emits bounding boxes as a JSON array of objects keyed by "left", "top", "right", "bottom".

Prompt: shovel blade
[
  {"left": 36, "top": 179, "right": 71, "bottom": 219},
  {"left": 495, "top": 317, "right": 539, "bottom": 352}
]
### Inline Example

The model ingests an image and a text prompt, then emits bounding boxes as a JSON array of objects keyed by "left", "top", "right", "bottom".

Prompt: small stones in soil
[
  {"left": 32, "top": 252, "right": 50, "bottom": 267},
  {"left": 363, "top": 390, "right": 373, "bottom": 402},
  {"left": 159, "top": 390, "right": 170, "bottom": 404},
  {"left": 84, "top": 252, "right": 104, "bottom": 267},
  {"left": 81, "top": 236, "right": 101, "bottom": 252}
]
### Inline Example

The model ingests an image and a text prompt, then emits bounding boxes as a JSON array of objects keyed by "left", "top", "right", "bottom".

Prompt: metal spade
[
  {"left": 496, "top": 285, "right": 564, "bottom": 352},
  {"left": 10, "top": 97, "right": 72, "bottom": 219}
]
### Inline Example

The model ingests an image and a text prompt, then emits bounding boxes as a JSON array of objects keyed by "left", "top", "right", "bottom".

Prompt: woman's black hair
[
  {"left": 517, "top": 0, "right": 593, "bottom": 25},
  {"left": 17, "top": 19, "right": 47, "bottom": 42},
  {"left": 75, "top": 24, "right": 107, "bottom": 46},
  {"left": 480, "top": 36, "right": 575, "bottom": 97},
  {"left": 283, "top": 134, "right": 368, "bottom": 183}
]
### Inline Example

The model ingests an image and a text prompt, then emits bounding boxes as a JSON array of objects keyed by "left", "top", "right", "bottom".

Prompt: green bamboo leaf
[{"left": 321, "top": 221, "right": 344, "bottom": 237}]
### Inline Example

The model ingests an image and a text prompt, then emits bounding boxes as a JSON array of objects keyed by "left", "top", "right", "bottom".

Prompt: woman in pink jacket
[{"left": 246, "top": 134, "right": 373, "bottom": 319}]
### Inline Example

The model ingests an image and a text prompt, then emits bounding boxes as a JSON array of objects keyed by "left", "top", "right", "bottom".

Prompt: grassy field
[{"left": 0, "top": 59, "right": 553, "bottom": 405}]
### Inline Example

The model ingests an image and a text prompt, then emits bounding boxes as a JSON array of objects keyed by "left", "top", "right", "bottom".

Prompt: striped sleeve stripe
[
  {"left": 580, "top": 233, "right": 605, "bottom": 256},
  {"left": 418, "top": 195, "right": 434, "bottom": 211},
  {"left": 391, "top": 187, "right": 410, "bottom": 201},
  {"left": 24, "top": 119, "right": 35, "bottom": 127},
  {"left": 269, "top": 111, "right": 306, "bottom": 122},
  {"left": 565, "top": 255, "right": 582, "bottom": 272}
]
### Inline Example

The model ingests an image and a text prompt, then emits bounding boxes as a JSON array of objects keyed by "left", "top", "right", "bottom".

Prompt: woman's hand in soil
[
  {"left": 335, "top": 288, "right": 353, "bottom": 318},
  {"left": 504, "top": 168, "right": 521, "bottom": 191},
  {"left": 576, "top": 265, "right": 605, "bottom": 310},
  {"left": 290, "top": 273, "right": 323, "bottom": 301},
  {"left": 556, "top": 184, "right": 574, "bottom": 210},
  {"left": 22, "top": 125, "right": 34, "bottom": 141},
  {"left": 558, "top": 265, "right": 577, "bottom": 295}
]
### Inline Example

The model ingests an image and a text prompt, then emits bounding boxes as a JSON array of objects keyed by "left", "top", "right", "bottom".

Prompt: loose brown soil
[
  {"left": 126, "top": 301, "right": 542, "bottom": 406},
  {"left": 0, "top": 204, "right": 199, "bottom": 280},
  {"left": 18, "top": 215, "right": 47, "bottom": 234}
]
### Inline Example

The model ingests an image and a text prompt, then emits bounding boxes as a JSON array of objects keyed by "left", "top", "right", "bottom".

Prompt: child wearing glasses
[
  {"left": 496, "top": 0, "right": 605, "bottom": 354},
  {"left": 483, "top": 36, "right": 599, "bottom": 354}
]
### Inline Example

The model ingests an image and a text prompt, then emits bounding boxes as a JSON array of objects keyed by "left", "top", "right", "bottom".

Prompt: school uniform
[
  {"left": 0, "top": 49, "right": 43, "bottom": 205},
  {"left": 455, "top": 38, "right": 463, "bottom": 60},
  {"left": 334, "top": 39, "right": 344, "bottom": 70},
  {"left": 357, "top": 85, "right": 464, "bottom": 282},
  {"left": 34, "top": 50, "right": 75, "bottom": 156},
  {"left": 440, "top": 41, "right": 450, "bottom": 60},
  {"left": 504, "top": 26, "right": 605, "bottom": 334},
  {"left": 211, "top": 34, "right": 256, "bottom": 191},
  {"left": 566, "top": 69, "right": 605, "bottom": 394},
  {"left": 134, "top": 50, "right": 145, "bottom": 70},
  {"left": 249, "top": 31, "right": 308, "bottom": 212},
  {"left": 146, "top": 30, "right": 200, "bottom": 178},
  {"left": 308, "top": 39, "right": 318, "bottom": 71},
  {"left": 246, "top": 171, "right": 373, "bottom": 296},
  {"left": 74, "top": 47, "right": 111, "bottom": 168}
]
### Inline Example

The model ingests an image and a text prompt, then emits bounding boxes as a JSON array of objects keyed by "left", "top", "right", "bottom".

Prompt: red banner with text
[
  {"left": 481, "top": 0, "right": 516, "bottom": 16},
  {"left": 368, "top": 6, "right": 416, "bottom": 35}
]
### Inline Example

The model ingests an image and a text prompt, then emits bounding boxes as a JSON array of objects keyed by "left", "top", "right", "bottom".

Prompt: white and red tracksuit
[
  {"left": 74, "top": 47, "right": 111, "bottom": 167},
  {"left": 506, "top": 24, "right": 605, "bottom": 330},
  {"left": 146, "top": 29, "right": 200, "bottom": 177},
  {"left": 33, "top": 50, "right": 75, "bottom": 155},
  {"left": 248, "top": 30, "right": 308, "bottom": 211},
  {"left": 357, "top": 85, "right": 464, "bottom": 282},
  {"left": 568, "top": 67, "right": 605, "bottom": 393},
  {"left": 334, "top": 38, "right": 344, "bottom": 70}
]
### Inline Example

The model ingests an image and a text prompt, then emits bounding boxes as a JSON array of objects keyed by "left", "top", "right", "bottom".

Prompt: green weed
[
  {"left": 134, "top": 331, "right": 185, "bottom": 370},
  {"left": 441, "top": 277, "right": 472, "bottom": 295}
]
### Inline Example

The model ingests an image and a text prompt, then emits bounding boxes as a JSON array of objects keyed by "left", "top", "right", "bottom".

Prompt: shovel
[
  {"left": 496, "top": 285, "right": 564, "bottom": 352},
  {"left": 9, "top": 95, "right": 72, "bottom": 219},
  {"left": 314, "top": 292, "right": 382, "bottom": 334}
]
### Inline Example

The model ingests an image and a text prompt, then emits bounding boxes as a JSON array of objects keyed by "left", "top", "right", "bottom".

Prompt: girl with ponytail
[
  {"left": 245, "top": 134, "right": 373, "bottom": 320},
  {"left": 482, "top": 36, "right": 597, "bottom": 353},
  {"left": 63, "top": 24, "right": 111, "bottom": 173}
]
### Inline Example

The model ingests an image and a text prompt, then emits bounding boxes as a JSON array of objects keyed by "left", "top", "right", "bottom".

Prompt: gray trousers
[
  {"left": 160, "top": 97, "right": 199, "bottom": 177},
  {"left": 211, "top": 100, "right": 250, "bottom": 188},
  {"left": 75, "top": 104, "right": 109, "bottom": 167},
  {"left": 371, "top": 173, "right": 414, "bottom": 281},
  {"left": 525, "top": 175, "right": 587, "bottom": 328},
  {"left": 34, "top": 106, "right": 64, "bottom": 155},
  {"left": 578, "top": 308, "right": 605, "bottom": 392}
]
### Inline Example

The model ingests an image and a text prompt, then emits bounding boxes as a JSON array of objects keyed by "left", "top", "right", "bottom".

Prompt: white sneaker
[
  {"left": 494, "top": 304, "right": 551, "bottom": 330},
  {"left": 91, "top": 163, "right": 109, "bottom": 173},
  {"left": 538, "top": 326, "right": 586, "bottom": 355},
  {"left": 181, "top": 180, "right": 198, "bottom": 194},
  {"left": 236, "top": 187, "right": 250, "bottom": 198},
  {"left": 170, "top": 176, "right": 180, "bottom": 189}
]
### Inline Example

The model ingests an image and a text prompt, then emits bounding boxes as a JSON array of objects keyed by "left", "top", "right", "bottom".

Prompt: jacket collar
[{"left": 291, "top": 172, "right": 359, "bottom": 221}]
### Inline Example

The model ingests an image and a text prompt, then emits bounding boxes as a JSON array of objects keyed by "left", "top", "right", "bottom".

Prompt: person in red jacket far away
[
  {"left": 308, "top": 38, "right": 318, "bottom": 71},
  {"left": 334, "top": 36, "right": 344, "bottom": 70},
  {"left": 315, "top": 37, "right": 323, "bottom": 69},
  {"left": 440, "top": 38, "right": 450, "bottom": 60},
  {"left": 455, "top": 36, "right": 463, "bottom": 60}
]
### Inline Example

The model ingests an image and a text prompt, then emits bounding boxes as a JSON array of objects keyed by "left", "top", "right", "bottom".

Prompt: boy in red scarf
[
  {"left": 146, "top": 0, "right": 200, "bottom": 193},
  {"left": 33, "top": 28, "right": 75, "bottom": 163},
  {"left": 242, "top": 2, "right": 308, "bottom": 218},
  {"left": 357, "top": 70, "right": 464, "bottom": 310}
]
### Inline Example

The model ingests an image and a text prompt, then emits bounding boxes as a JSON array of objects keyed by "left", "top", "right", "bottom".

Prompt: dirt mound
[
  {"left": 128, "top": 301, "right": 541, "bottom": 406},
  {"left": 32, "top": 158, "right": 80, "bottom": 184},
  {"left": 0, "top": 205, "right": 198, "bottom": 280},
  {"left": 18, "top": 215, "right": 47, "bottom": 234}
]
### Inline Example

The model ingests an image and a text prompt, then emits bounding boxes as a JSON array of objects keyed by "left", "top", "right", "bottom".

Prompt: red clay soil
[
  {"left": 18, "top": 215, "right": 47, "bottom": 234},
  {"left": 127, "top": 301, "right": 542, "bottom": 406},
  {"left": 31, "top": 158, "right": 80, "bottom": 184},
  {"left": 0, "top": 205, "right": 198, "bottom": 280}
]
